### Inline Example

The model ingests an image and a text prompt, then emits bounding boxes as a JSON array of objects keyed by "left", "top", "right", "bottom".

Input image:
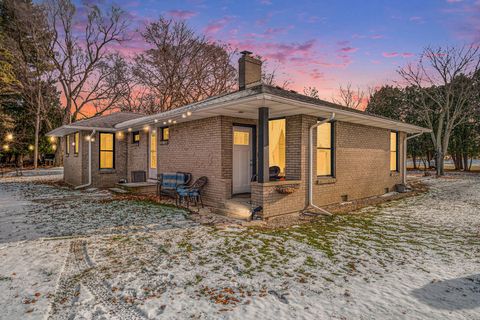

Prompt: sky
[{"left": 79, "top": 0, "right": 480, "bottom": 101}]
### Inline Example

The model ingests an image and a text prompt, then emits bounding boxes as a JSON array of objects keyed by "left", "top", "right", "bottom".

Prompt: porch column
[{"left": 258, "top": 107, "right": 269, "bottom": 183}]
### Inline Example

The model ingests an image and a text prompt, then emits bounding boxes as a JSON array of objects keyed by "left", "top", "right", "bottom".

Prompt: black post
[{"left": 258, "top": 107, "right": 269, "bottom": 183}]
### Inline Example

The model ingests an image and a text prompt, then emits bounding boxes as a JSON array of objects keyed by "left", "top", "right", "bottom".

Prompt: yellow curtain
[{"left": 269, "top": 119, "right": 286, "bottom": 174}]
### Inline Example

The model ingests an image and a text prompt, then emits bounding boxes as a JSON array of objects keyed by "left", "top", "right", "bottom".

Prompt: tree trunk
[
  {"left": 412, "top": 154, "right": 418, "bottom": 169},
  {"left": 463, "top": 153, "right": 469, "bottom": 171},
  {"left": 34, "top": 110, "right": 40, "bottom": 169}
]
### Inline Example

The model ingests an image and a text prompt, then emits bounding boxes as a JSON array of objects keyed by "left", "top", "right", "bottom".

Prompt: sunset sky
[{"left": 80, "top": 0, "right": 479, "bottom": 100}]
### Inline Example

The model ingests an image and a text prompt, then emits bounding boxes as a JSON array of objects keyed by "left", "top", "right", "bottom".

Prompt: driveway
[{"left": 0, "top": 171, "right": 479, "bottom": 319}]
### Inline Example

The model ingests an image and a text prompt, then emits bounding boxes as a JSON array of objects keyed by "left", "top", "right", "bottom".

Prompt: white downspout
[
  {"left": 307, "top": 113, "right": 335, "bottom": 216},
  {"left": 75, "top": 130, "right": 96, "bottom": 190},
  {"left": 403, "top": 132, "right": 424, "bottom": 185}
]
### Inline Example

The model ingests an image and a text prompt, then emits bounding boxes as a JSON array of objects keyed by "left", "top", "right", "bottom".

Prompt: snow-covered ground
[{"left": 0, "top": 171, "right": 479, "bottom": 319}]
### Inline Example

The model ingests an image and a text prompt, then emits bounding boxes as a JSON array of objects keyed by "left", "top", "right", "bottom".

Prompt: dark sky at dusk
[{"left": 77, "top": 0, "right": 480, "bottom": 100}]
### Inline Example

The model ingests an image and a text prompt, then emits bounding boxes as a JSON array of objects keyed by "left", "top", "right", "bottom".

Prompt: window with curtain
[
  {"left": 269, "top": 119, "right": 286, "bottom": 175},
  {"left": 317, "top": 122, "right": 333, "bottom": 176},
  {"left": 150, "top": 130, "right": 157, "bottom": 169},
  {"left": 74, "top": 132, "right": 79, "bottom": 155},
  {"left": 65, "top": 135, "right": 70, "bottom": 155},
  {"left": 390, "top": 131, "right": 398, "bottom": 171},
  {"left": 100, "top": 133, "right": 114, "bottom": 169},
  {"left": 161, "top": 127, "right": 169, "bottom": 141}
]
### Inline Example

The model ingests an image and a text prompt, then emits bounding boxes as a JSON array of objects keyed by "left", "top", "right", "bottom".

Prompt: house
[{"left": 48, "top": 51, "right": 430, "bottom": 219}]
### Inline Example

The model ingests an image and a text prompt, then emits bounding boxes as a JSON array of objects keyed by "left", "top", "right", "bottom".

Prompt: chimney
[{"left": 238, "top": 50, "right": 262, "bottom": 90}]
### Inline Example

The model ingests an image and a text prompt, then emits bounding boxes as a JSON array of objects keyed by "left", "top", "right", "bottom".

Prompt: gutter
[
  {"left": 403, "top": 132, "right": 424, "bottom": 185},
  {"left": 306, "top": 113, "right": 336, "bottom": 216},
  {"left": 74, "top": 130, "right": 96, "bottom": 190}
]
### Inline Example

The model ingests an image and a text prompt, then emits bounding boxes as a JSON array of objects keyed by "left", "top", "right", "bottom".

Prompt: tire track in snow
[{"left": 48, "top": 240, "right": 146, "bottom": 320}]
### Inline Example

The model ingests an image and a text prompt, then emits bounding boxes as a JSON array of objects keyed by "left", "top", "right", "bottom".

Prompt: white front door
[
  {"left": 233, "top": 126, "right": 253, "bottom": 194},
  {"left": 148, "top": 129, "right": 157, "bottom": 179}
]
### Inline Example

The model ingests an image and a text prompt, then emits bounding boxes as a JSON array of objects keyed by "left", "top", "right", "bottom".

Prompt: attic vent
[
  {"left": 341, "top": 194, "right": 348, "bottom": 202},
  {"left": 384, "top": 187, "right": 389, "bottom": 193}
]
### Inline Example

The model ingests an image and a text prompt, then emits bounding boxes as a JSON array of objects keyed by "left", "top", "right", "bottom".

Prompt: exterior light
[
  {"left": 85, "top": 136, "right": 91, "bottom": 141},
  {"left": 154, "top": 119, "right": 158, "bottom": 123},
  {"left": 72, "top": 142, "right": 75, "bottom": 146},
  {"left": 3, "top": 144, "right": 9, "bottom": 151},
  {"left": 152, "top": 129, "right": 156, "bottom": 133},
  {"left": 163, "top": 121, "right": 167, "bottom": 125},
  {"left": 143, "top": 126, "right": 150, "bottom": 132},
  {"left": 173, "top": 120, "right": 177, "bottom": 124},
  {"left": 49, "top": 136, "right": 55, "bottom": 143},
  {"left": 128, "top": 128, "right": 132, "bottom": 132},
  {"left": 28, "top": 145, "right": 34, "bottom": 151},
  {"left": 116, "top": 132, "right": 124, "bottom": 139},
  {"left": 52, "top": 144, "right": 57, "bottom": 151},
  {"left": 5, "top": 133, "right": 13, "bottom": 141},
  {"left": 187, "top": 111, "right": 192, "bottom": 116},
  {"left": 182, "top": 114, "right": 187, "bottom": 118},
  {"left": 168, "top": 119, "right": 172, "bottom": 123}
]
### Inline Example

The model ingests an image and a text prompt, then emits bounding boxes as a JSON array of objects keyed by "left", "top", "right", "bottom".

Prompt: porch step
[
  {"left": 215, "top": 198, "right": 252, "bottom": 220},
  {"left": 116, "top": 182, "right": 156, "bottom": 194}
]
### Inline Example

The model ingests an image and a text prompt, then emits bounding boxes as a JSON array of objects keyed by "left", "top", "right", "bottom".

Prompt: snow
[{"left": 0, "top": 170, "right": 479, "bottom": 319}]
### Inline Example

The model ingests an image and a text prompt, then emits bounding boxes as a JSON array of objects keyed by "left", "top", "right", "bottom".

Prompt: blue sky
[{"left": 79, "top": 0, "right": 480, "bottom": 99}]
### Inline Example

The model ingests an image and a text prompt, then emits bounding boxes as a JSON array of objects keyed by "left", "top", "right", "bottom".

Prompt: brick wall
[
  {"left": 63, "top": 130, "right": 128, "bottom": 188},
  {"left": 126, "top": 131, "right": 148, "bottom": 181},
  {"left": 157, "top": 117, "right": 224, "bottom": 206},
  {"left": 253, "top": 115, "right": 406, "bottom": 219}
]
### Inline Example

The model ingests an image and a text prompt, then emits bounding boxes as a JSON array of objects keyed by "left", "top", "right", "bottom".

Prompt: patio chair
[
  {"left": 269, "top": 166, "right": 281, "bottom": 180},
  {"left": 176, "top": 176, "right": 208, "bottom": 208},
  {"left": 157, "top": 172, "right": 192, "bottom": 199}
]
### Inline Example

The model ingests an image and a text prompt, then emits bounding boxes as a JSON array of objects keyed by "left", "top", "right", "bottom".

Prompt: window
[
  {"left": 390, "top": 131, "right": 398, "bottom": 171},
  {"left": 65, "top": 135, "right": 70, "bottom": 156},
  {"left": 161, "top": 127, "right": 169, "bottom": 141},
  {"left": 150, "top": 130, "right": 157, "bottom": 169},
  {"left": 99, "top": 133, "right": 114, "bottom": 169},
  {"left": 234, "top": 131, "right": 249, "bottom": 145},
  {"left": 269, "top": 119, "right": 286, "bottom": 175},
  {"left": 132, "top": 131, "right": 140, "bottom": 144},
  {"left": 74, "top": 132, "right": 79, "bottom": 155},
  {"left": 317, "top": 122, "right": 334, "bottom": 176}
]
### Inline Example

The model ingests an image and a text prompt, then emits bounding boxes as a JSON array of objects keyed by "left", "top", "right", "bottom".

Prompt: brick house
[{"left": 48, "top": 51, "right": 430, "bottom": 219}]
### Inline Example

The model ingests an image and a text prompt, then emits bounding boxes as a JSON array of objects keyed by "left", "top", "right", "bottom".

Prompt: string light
[
  {"left": 3, "top": 144, "right": 9, "bottom": 151},
  {"left": 5, "top": 133, "right": 13, "bottom": 141},
  {"left": 128, "top": 128, "right": 132, "bottom": 132},
  {"left": 28, "top": 145, "right": 34, "bottom": 151},
  {"left": 154, "top": 119, "right": 158, "bottom": 123},
  {"left": 182, "top": 114, "right": 187, "bottom": 118},
  {"left": 187, "top": 111, "right": 192, "bottom": 116},
  {"left": 52, "top": 144, "right": 57, "bottom": 151}
]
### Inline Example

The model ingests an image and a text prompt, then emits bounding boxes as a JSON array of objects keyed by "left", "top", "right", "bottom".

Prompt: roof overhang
[
  {"left": 47, "top": 125, "right": 116, "bottom": 137},
  {"left": 114, "top": 92, "right": 431, "bottom": 135}
]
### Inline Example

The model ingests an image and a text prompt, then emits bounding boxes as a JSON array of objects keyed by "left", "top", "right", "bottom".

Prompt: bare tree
[
  {"left": 332, "top": 83, "right": 366, "bottom": 109},
  {"left": 261, "top": 60, "right": 291, "bottom": 89},
  {"left": 398, "top": 45, "right": 480, "bottom": 175},
  {"left": 45, "top": 0, "right": 128, "bottom": 123},
  {"left": 133, "top": 17, "right": 237, "bottom": 112},
  {"left": 303, "top": 86, "right": 320, "bottom": 99}
]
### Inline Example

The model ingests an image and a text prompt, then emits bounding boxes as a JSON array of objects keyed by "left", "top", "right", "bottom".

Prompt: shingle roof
[{"left": 70, "top": 112, "right": 144, "bottom": 128}]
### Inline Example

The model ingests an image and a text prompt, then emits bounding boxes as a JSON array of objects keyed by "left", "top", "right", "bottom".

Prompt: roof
[
  {"left": 48, "top": 85, "right": 431, "bottom": 137},
  {"left": 47, "top": 112, "right": 144, "bottom": 136},
  {"left": 116, "top": 84, "right": 431, "bottom": 134}
]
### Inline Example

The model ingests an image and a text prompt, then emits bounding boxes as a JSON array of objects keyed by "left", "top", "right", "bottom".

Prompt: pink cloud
[
  {"left": 371, "top": 34, "right": 384, "bottom": 39},
  {"left": 203, "top": 17, "right": 233, "bottom": 35},
  {"left": 382, "top": 52, "right": 415, "bottom": 58},
  {"left": 446, "top": 0, "right": 463, "bottom": 2},
  {"left": 339, "top": 47, "right": 358, "bottom": 53},
  {"left": 409, "top": 16, "right": 424, "bottom": 23},
  {"left": 167, "top": 10, "right": 198, "bottom": 19}
]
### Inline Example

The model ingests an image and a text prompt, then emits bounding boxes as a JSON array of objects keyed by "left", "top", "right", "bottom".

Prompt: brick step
[
  {"left": 214, "top": 198, "right": 252, "bottom": 220},
  {"left": 116, "top": 182, "right": 156, "bottom": 195}
]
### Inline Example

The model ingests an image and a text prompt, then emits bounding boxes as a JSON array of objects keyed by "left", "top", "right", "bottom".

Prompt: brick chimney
[{"left": 238, "top": 50, "right": 262, "bottom": 90}]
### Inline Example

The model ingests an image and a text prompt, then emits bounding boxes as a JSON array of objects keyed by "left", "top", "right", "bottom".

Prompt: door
[
  {"left": 233, "top": 126, "right": 253, "bottom": 194},
  {"left": 148, "top": 129, "right": 157, "bottom": 179}
]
